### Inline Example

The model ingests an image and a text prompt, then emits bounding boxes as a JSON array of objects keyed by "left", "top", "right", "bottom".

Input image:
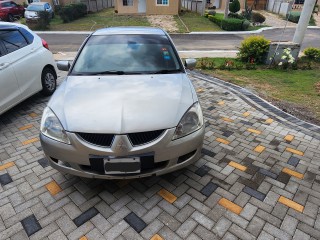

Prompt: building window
[
  {"left": 123, "top": 0, "right": 133, "bottom": 6},
  {"left": 157, "top": 0, "right": 169, "bottom": 5}
]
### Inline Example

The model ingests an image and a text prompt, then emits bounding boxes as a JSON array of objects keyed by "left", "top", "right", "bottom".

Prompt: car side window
[
  {"left": 10, "top": 2, "right": 17, "bottom": 7},
  {"left": 0, "top": 30, "right": 28, "bottom": 54},
  {"left": 19, "top": 28, "right": 34, "bottom": 44},
  {"left": 1, "top": 2, "right": 11, "bottom": 7},
  {"left": 0, "top": 42, "right": 4, "bottom": 57}
]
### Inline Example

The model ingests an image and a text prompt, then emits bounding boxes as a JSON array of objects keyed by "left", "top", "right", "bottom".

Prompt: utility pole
[
  {"left": 292, "top": 0, "right": 317, "bottom": 44},
  {"left": 224, "top": 0, "right": 229, "bottom": 18},
  {"left": 201, "top": 0, "right": 206, "bottom": 16}
]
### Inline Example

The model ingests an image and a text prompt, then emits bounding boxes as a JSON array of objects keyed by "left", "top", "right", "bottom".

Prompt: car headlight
[
  {"left": 173, "top": 102, "right": 204, "bottom": 140},
  {"left": 40, "top": 107, "right": 70, "bottom": 144}
]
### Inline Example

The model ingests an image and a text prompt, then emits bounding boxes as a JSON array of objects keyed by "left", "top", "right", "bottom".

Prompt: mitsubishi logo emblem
[{"left": 115, "top": 138, "right": 128, "bottom": 152}]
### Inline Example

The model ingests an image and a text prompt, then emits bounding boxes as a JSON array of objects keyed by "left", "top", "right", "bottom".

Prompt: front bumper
[{"left": 40, "top": 127, "right": 205, "bottom": 179}]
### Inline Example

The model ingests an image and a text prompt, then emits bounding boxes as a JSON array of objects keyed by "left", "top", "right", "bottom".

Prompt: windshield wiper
[
  {"left": 91, "top": 70, "right": 125, "bottom": 75},
  {"left": 150, "top": 69, "right": 182, "bottom": 74}
]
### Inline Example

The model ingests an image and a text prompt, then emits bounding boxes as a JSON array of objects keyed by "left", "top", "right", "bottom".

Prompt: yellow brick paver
[
  {"left": 46, "top": 181, "right": 62, "bottom": 196},
  {"left": 278, "top": 196, "right": 304, "bottom": 212},
  {"left": 243, "top": 112, "right": 250, "bottom": 117},
  {"left": 196, "top": 88, "right": 204, "bottom": 93},
  {"left": 265, "top": 118, "right": 273, "bottom": 124},
  {"left": 247, "top": 128, "right": 262, "bottom": 135},
  {"left": 222, "top": 117, "right": 234, "bottom": 122},
  {"left": 0, "top": 162, "right": 15, "bottom": 171},
  {"left": 216, "top": 138, "right": 230, "bottom": 145},
  {"left": 284, "top": 135, "right": 295, "bottom": 142},
  {"left": 282, "top": 168, "right": 304, "bottom": 179},
  {"left": 29, "top": 113, "right": 38, "bottom": 118},
  {"left": 228, "top": 161, "right": 247, "bottom": 171},
  {"left": 286, "top": 147, "right": 304, "bottom": 156},
  {"left": 22, "top": 138, "right": 39, "bottom": 145},
  {"left": 158, "top": 189, "right": 177, "bottom": 203},
  {"left": 218, "top": 101, "right": 225, "bottom": 105},
  {"left": 150, "top": 234, "right": 164, "bottom": 240},
  {"left": 18, "top": 124, "right": 33, "bottom": 131},
  {"left": 219, "top": 198, "right": 242, "bottom": 215},
  {"left": 254, "top": 145, "right": 266, "bottom": 153}
]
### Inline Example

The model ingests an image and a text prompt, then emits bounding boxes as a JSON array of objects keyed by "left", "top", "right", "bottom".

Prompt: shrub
[
  {"left": 242, "top": 20, "right": 250, "bottom": 30},
  {"left": 304, "top": 47, "right": 320, "bottom": 61},
  {"left": 228, "top": 12, "right": 244, "bottom": 19},
  {"left": 197, "top": 58, "right": 215, "bottom": 70},
  {"left": 59, "top": 3, "right": 87, "bottom": 23},
  {"left": 251, "top": 12, "right": 266, "bottom": 24},
  {"left": 221, "top": 18, "right": 249, "bottom": 31},
  {"left": 287, "top": 12, "right": 300, "bottom": 23},
  {"left": 208, "top": 14, "right": 224, "bottom": 27},
  {"left": 229, "top": 0, "right": 240, "bottom": 13},
  {"left": 287, "top": 11, "right": 315, "bottom": 24},
  {"left": 238, "top": 36, "right": 270, "bottom": 63}
]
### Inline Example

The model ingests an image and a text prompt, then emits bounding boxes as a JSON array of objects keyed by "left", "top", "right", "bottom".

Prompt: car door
[
  {"left": 9, "top": 1, "right": 19, "bottom": 17},
  {"left": 1, "top": 29, "right": 41, "bottom": 99},
  {"left": 0, "top": 39, "right": 21, "bottom": 114}
]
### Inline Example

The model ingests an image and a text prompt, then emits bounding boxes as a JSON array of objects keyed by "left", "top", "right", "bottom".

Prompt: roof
[
  {"left": 0, "top": 22, "right": 20, "bottom": 31},
  {"left": 0, "top": 22, "right": 30, "bottom": 31},
  {"left": 92, "top": 27, "right": 166, "bottom": 36},
  {"left": 28, "top": 2, "right": 49, "bottom": 5}
]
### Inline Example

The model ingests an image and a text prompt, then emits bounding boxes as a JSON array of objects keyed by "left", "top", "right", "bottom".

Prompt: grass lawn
[
  {"left": 20, "top": 7, "right": 271, "bottom": 32},
  {"left": 21, "top": 8, "right": 150, "bottom": 31},
  {"left": 175, "top": 11, "right": 222, "bottom": 32},
  {"left": 198, "top": 58, "right": 320, "bottom": 122}
]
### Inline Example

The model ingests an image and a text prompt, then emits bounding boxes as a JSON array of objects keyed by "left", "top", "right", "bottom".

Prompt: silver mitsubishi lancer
[{"left": 40, "top": 27, "right": 205, "bottom": 179}]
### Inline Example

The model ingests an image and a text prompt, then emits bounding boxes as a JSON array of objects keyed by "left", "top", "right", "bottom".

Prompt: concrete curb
[
  {"left": 188, "top": 26, "right": 320, "bottom": 35},
  {"left": 35, "top": 26, "right": 320, "bottom": 35}
]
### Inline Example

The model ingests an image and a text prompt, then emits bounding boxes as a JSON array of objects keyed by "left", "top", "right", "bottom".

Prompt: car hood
[
  {"left": 25, "top": 11, "right": 38, "bottom": 16},
  {"left": 48, "top": 74, "right": 196, "bottom": 134}
]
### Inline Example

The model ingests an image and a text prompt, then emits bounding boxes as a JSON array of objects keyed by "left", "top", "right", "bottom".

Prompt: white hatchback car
[{"left": 0, "top": 22, "right": 57, "bottom": 115}]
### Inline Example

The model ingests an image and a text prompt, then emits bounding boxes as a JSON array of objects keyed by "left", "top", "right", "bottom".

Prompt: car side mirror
[
  {"left": 57, "top": 61, "right": 70, "bottom": 71},
  {"left": 184, "top": 58, "right": 197, "bottom": 69}
]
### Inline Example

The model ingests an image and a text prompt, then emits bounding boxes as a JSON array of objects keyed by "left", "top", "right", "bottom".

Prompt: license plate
[{"left": 104, "top": 157, "right": 141, "bottom": 174}]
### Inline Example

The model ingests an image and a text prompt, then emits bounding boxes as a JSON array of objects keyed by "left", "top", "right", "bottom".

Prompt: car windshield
[
  {"left": 27, "top": 5, "right": 44, "bottom": 11},
  {"left": 71, "top": 34, "right": 183, "bottom": 75}
]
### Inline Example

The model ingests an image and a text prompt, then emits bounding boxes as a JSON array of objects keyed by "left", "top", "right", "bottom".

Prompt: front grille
[
  {"left": 77, "top": 133, "right": 114, "bottom": 147},
  {"left": 128, "top": 130, "right": 165, "bottom": 146}
]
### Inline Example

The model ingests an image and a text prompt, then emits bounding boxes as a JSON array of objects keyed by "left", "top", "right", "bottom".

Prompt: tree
[{"left": 229, "top": 0, "right": 240, "bottom": 13}]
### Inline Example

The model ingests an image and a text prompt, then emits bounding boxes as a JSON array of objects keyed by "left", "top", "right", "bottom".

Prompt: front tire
[{"left": 41, "top": 67, "right": 57, "bottom": 96}]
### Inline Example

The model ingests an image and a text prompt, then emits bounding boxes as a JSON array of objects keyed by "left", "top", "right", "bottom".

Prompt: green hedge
[
  {"left": 221, "top": 18, "right": 249, "bottom": 31},
  {"left": 208, "top": 14, "right": 224, "bottom": 27},
  {"left": 287, "top": 11, "right": 315, "bottom": 24},
  {"left": 59, "top": 3, "right": 87, "bottom": 23},
  {"left": 304, "top": 47, "right": 320, "bottom": 62}
]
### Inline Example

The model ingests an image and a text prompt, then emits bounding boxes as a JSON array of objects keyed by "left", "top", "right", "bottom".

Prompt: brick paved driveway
[{"left": 1, "top": 70, "right": 320, "bottom": 240}]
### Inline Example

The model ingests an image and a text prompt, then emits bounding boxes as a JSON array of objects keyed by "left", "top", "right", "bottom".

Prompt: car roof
[
  {"left": 0, "top": 24, "right": 17, "bottom": 30},
  {"left": 0, "top": 22, "right": 31, "bottom": 31},
  {"left": 92, "top": 27, "right": 166, "bottom": 36},
  {"left": 29, "top": 2, "right": 49, "bottom": 5}
]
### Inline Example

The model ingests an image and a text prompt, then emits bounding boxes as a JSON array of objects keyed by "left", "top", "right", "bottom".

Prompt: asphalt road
[{"left": 39, "top": 28, "right": 320, "bottom": 53}]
